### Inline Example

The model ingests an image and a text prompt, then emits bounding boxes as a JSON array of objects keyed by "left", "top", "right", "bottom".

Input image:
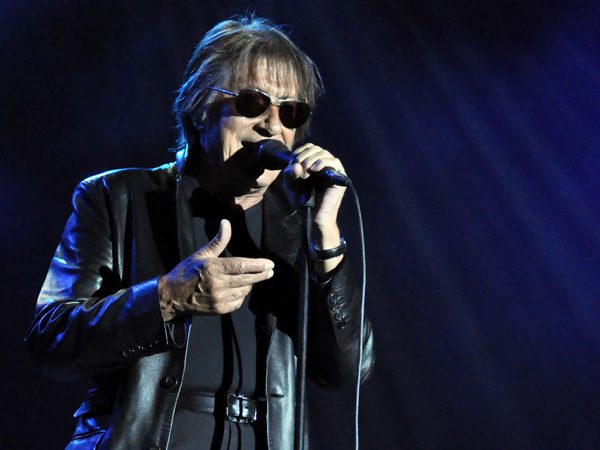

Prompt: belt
[{"left": 177, "top": 391, "right": 266, "bottom": 424}]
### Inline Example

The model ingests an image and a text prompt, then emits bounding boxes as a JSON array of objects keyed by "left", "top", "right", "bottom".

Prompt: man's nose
[{"left": 257, "top": 104, "right": 283, "bottom": 136}]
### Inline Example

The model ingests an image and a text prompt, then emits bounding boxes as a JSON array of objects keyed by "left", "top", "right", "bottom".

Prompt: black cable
[{"left": 348, "top": 183, "right": 366, "bottom": 450}]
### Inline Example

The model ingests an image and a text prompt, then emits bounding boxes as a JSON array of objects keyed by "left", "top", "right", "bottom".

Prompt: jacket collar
[{"left": 175, "top": 145, "right": 187, "bottom": 177}]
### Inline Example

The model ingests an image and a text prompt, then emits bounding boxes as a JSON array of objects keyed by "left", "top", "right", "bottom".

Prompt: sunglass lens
[
  {"left": 280, "top": 102, "right": 311, "bottom": 129},
  {"left": 236, "top": 90, "right": 270, "bottom": 118},
  {"left": 235, "top": 89, "right": 311, "bottom": 129}
]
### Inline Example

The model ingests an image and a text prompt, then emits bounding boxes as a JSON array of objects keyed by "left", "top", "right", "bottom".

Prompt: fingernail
[
  {"left": 267, "top": 269, "right": 274, "bottom": 278},
  {"left": 265, "top": 262, "right": 275, "bottom": 270}
]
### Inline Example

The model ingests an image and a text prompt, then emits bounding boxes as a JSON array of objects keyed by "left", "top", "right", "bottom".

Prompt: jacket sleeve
[
  {"left": 306, "top": 258, "right": 375, "bottom": 388},
  {"left": 25, "top": 176, "right": 182, "bottom": 382}
]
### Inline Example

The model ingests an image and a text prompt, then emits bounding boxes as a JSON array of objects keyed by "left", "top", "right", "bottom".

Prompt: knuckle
[
  {"left": 202, "top": 259, "right": 217, "bottom": 274},
  {"left": 239, "top": 285, "right": 251, "bottom": 296},
  {"left": 204, "top": 278, "right": 219, "bottom": 291},
  {"left": 213, "top": 302, "right": 229, "bottom": 315},
  {"left": 196, "top": 295, "right": 221, "bottom": 314}
]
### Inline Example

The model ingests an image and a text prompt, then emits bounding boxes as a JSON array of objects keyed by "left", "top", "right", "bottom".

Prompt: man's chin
[
  {"left": 223, "top": 147, "right": 281, "bottom": 193},
  {"left": 232, "top": 169, "right": 281, "bottom": 195}
]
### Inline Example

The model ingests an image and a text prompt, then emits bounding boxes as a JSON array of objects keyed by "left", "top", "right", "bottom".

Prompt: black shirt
[{"left": 169, "top": 175, "right": 267, "bottom": 450}]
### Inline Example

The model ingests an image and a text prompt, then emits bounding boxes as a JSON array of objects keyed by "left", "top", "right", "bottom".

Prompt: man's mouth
[{"left": 224, "top": 144, "right": 265, "bottom": 179}]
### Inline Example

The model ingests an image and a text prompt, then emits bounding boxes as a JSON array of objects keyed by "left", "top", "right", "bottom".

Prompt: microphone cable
[{"left": 347, "top": 181, "right": 367, "bottom": 450}]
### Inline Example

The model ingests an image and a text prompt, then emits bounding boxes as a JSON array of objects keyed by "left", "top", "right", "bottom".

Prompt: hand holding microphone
[
  {"left": 252, "top": 139, "right": 351, "bottom": 187},
  {"left": 251, "top": 139, "right": 348, "bottom": 276},
  {"left": 251, "top": 139, "right": 348, "bottom": 239}
]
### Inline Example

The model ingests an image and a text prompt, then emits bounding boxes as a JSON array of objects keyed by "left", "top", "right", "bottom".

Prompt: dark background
[{"left": 4, "top": 1, "right": 600, "bottom": 449}]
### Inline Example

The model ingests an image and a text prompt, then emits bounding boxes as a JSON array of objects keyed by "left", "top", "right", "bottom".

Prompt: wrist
[
  {"left": 309, "top": 237, "right": 347, "bottom": 262},
  {"left": 309, "top": 234, "right": 346, "bottom": 280},
  {"left": 158, "top": 276, "right": 178, "bottom": 322},
  {"left": 311, "top": 220, "right": 341, "bottom": 247},
  {"left": 313, "top": 216, "right": 338, "bottom": 233}
]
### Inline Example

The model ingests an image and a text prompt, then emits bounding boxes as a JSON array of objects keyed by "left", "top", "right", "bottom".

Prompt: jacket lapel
[
  {"left": 262, "top": 181, "right": 303, "bottom": 267},
  {"left": 175, "top": 147, "right": 199, "bottom": 259}
]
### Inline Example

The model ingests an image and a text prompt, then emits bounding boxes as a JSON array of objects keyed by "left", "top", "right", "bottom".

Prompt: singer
[{"left": 25, "top": 15, "right": 374, "bottom": 450}]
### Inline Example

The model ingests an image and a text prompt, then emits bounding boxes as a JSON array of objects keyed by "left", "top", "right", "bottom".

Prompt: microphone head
[
  {"left": 250, "top": 139, "right": 351, "bottom": 186},
  {"left": 252, "top": 139, "right": 293, "bottom": 170}
]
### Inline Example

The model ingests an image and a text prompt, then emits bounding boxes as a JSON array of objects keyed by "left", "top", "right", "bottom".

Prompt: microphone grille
[{"left": 253, "top": 139, "right": 292, "bottom": 170}]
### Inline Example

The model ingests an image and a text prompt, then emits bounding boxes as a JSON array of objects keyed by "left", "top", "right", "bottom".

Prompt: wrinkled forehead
[{"left": 227, "top": 58, "right": 301, "bottom": 99}]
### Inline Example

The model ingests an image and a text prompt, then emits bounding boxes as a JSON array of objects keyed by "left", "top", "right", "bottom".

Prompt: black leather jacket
[{"left": 25, "top": 154, "right": 375, "bottom": 450}]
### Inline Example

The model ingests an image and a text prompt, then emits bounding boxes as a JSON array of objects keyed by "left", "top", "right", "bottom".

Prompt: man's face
[{"left": 199, "top": 61, "right": 298, "bottom": 197}]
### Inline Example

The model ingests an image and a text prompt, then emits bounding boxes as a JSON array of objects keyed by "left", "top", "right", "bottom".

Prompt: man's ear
[
  {"left": 181, "top": 114, "right": 203, "bottom": 147},
  {"left": 190, "top": 110, "right": 207, "bottom": 131}
]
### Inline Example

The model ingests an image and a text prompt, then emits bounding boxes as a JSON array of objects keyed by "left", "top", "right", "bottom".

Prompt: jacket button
[
  {"left": 160, "top": 376, "right": 179, "bottom": 389},
  {"left": 122, "top": 348, "right": 132, "bottom": 357},
  {"left": 328, "top": 292, "right": 339, "bottom": 305}
]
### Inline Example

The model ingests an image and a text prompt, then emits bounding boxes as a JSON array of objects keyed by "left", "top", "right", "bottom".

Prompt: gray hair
[{"left": 173, "top": 16, "right": 324, "bottom": 151}]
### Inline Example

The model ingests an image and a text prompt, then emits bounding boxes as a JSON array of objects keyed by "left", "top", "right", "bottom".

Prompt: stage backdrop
[{"left": 3, "top": 0, "right": 600, "bottom": 448}]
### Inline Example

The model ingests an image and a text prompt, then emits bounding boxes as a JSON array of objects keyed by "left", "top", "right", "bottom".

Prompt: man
[{"left": 26, "top": 16, "right": 374, "bottom": 450}]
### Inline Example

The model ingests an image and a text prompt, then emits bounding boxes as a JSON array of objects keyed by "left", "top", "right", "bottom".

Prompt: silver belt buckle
[{"left": 226, "top": 393, "right": 257, "bottom": 424}]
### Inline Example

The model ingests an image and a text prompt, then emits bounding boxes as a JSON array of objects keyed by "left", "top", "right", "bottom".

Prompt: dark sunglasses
[{"left": 209, "top": 87, "right": 312, "bottom": 129}]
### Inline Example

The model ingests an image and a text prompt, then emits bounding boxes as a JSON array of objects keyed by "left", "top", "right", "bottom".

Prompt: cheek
[
  {"left": 200, "top": 127, "right": 221, "bottom": 159},
  {"left": 217, "top": 117, "right": 248, "bottom": 159},
  {"left": 283, "top": 129, "right": 297, "bottom": 147}
]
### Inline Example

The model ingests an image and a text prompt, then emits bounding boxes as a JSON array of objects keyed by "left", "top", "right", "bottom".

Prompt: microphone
[{"left": 251, "top": 139, "right": 350, "bottom": 186}]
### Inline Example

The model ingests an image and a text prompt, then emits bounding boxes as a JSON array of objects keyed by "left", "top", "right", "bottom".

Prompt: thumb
[{"left": 196, "top": 219, "right": 232, "bottom": 258}]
